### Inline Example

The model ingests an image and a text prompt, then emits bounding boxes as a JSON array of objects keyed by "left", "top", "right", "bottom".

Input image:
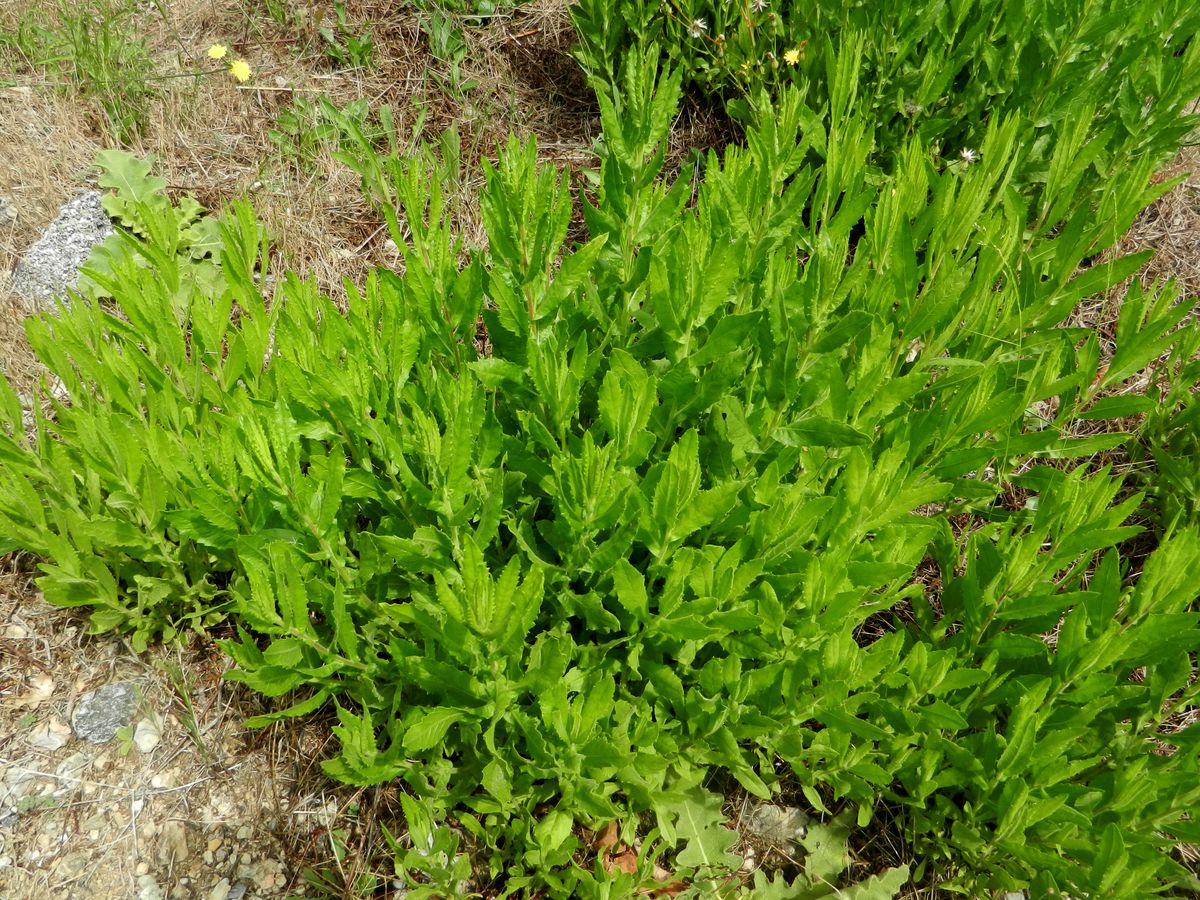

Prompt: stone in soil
[
  {"left": 9, "top": 191, "right": 113, "bottom": 310},
  {"left": 71, "top": 681, "right": 139, "bottom": 743},
  {"left": 157, "top": 821, "right": 190, "bottom": 865},
  {"left": 26, "top": 717, "right": 71, "bottom": 751},
  {"left": 134, "top": 716, "right": 163, "bottom": 753}
]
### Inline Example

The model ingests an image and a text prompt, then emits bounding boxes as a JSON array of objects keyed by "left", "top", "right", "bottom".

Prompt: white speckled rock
[
  {"left": 10, "top": 191, "right": 113, "bottom": 311},
  {"left": 137, "top": 872, "right": 165, "bottom": 900}
]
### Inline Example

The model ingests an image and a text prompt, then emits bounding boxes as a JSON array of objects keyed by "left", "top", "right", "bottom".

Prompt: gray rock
[
  {"left": 10, "top": 191, "right": 113, "bottom": 310},
  {"left": 0, "top": 196, "right": 16, "bottom": 225},
  {"left": 1, "top": 767, "right": 37, "bottom": 805},
  {"left": 71, "top": 682, "right": 138, "bottom": 743},
  {"left": 54, "top": 752, "right": 90, "bottom": 780},
  {"left": 56, "top": 850, "right": 90, "bottom": 878}
]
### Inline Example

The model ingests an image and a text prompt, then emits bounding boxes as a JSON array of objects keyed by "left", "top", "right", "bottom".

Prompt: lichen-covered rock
[{"left": 71, "top": 682, "right": 138, "bottom": 744}]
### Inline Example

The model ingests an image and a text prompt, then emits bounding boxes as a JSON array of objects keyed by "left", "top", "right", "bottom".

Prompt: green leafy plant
[
  {"left": 748, "top": 811, "right": 908, "bottom": 899},
  {"left": 410, "top": 0, "right": 529, "bottom": 98},
  {"left": 245, "top": 0, "right": 297, "bottom": 30},
  {"left": 0, "top": 8, "right": 60, "bottom": 79},
  {"left": 16, "top": 795, "right": 60, "bottom": 813},
  {"left": 1127, "top": 305, "right": 1200, "bottom": 530},
  {"left": 319, "top": 0, "right": 374, "bottom": 70},
  {"left": 382, "top": 795, "right": 473, "bottom": 899},
  {"left": 268, "top": 96, "right": 341, "bottom": 168},
  {"left": 154, "top": 655, "right": 213, "bottom": 758},
  {"left": 267, "top": 96, "right": 388, "bottom": 172},
  {"left": 1, "top": 41, "right": 1198, "bottom": 900},
  {"left": 419, "top": 7, "right": 471, "bottom": 94},
  {"left": 80, "top": 149, "right": 226, "bottom": 300},
  {"left": 571, "top": 0, "right": 1200, "bottom": 206}
]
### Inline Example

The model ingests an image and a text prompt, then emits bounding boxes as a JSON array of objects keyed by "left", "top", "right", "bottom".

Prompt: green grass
[{"left": 0, "top": 0, "right": 156, "bottom": 142}]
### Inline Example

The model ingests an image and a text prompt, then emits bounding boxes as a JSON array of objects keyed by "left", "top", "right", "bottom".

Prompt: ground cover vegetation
[{"left": 1, "top": 0, "right": 1199, "bottom": 897}]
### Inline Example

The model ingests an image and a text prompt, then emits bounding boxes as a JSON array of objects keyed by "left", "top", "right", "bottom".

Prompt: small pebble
[
  {"left": 236, "top": 825, "right": 251, "bottom": 840},
  {"left": 136, "top": 861, "right": 150, "bottom": 875},
  {"left": 56, "top": 851, "right": 89, "bottom": 877},
  {"left": 134, "top": 717, "right": 162, "bottom": 754},
  {"left": 27, "top": 718, "right": 71, "bottom": 752},
  {"left": 137, "top": 872, "right": 164, "bottom": 900},
  {"left": 157, "top": 825, "right": 189, "bottom": 868}
]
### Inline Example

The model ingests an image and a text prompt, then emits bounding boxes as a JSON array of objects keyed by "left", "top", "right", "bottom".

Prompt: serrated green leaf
[
  {"left": 403, "top": 707, "right": 463, "bottom": 753},
  {"left": 799, "top": 811, "right": 853, "bottom": 885}
]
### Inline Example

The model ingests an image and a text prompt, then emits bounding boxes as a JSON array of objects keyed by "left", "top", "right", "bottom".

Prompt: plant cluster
[
  {"left": 0, "top": 0, "right": 156, "bottom": 141},
  {"left": 320, "top": 0, "right": 375, "bottom": 70},
  {"left": 267, "top": 96, "right": 389, "bottom": 172},
  {"left": 410, "top": 0, "right": 526, "bottom": 99},
  {"left": 1, "top": 10, "right": 1199, "bottom": 900},
  {"left": 80, "top": 150, "right": 226, "bottom": 298},
  {"left": 572, "top": 0, "right": 1200, "bottom": 186}
]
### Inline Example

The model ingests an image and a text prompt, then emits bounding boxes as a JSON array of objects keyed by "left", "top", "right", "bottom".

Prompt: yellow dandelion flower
[
  {"left": 206, "top": 43, "right": 228, "bottom": 60},
  {"left": 783, "top": 48, "right": 800, "bottom": 65},
  {"left": 228, "top": 59, "right": 252, "bottom": 83}
]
